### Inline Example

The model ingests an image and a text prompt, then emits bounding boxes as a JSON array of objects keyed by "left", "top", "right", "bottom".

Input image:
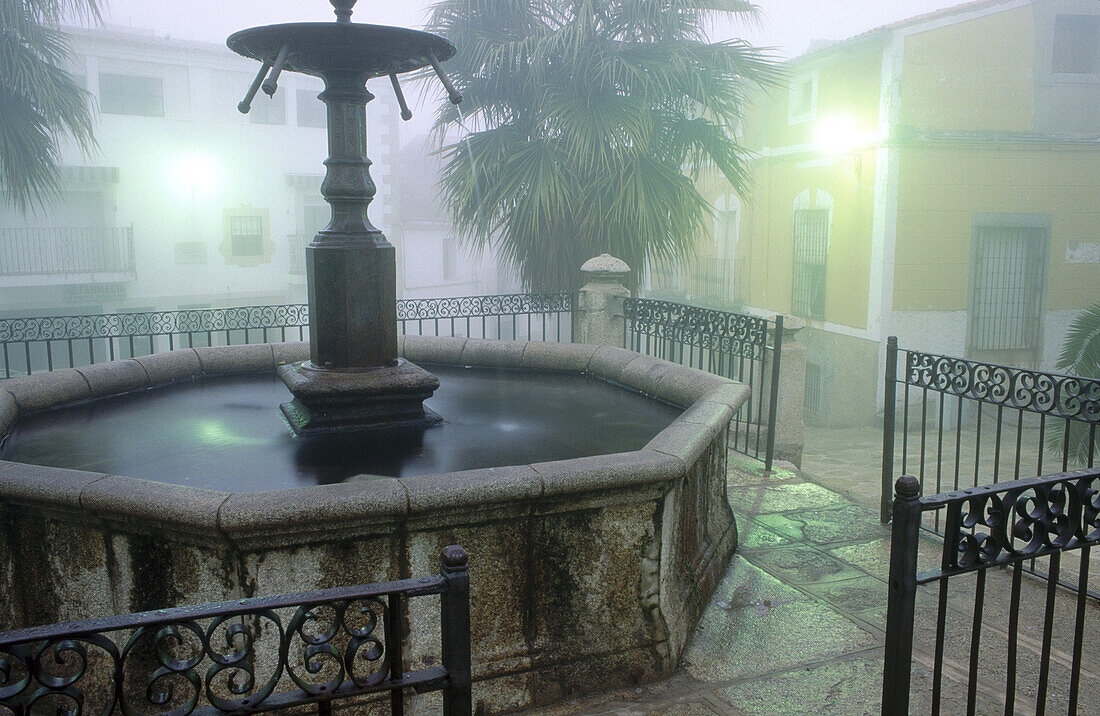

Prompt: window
[
  {"left": 791, "top": 208, "right": 829, "bottom": 319},
  {"left": 228, "top": 216, "right": 264, "bottom": 257},
  {"left": 249, "top": 92, "right": 285, "bottom": 125},
  {"left": 1053, "top": 15, "right": 1100, "bottom": 74},
  {"left": 788, "top": 74, "right": 817, "bottom": 123},
  {"left": 442, "top": 240, "right": 457, "bottom": 281},
  {"left": 297, "top": 89, "right": 326, "bottom": 128},
  {"left": 98, "top": 73, "right": 164, "bottom": 116},
  {"left": 968, "top": 225, "right": 1047, "bottom": 353}
]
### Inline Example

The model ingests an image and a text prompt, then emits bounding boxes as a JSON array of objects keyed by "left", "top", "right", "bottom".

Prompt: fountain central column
[
  {"left": 276, "top": 71, "right": 441, "bottom": 435},
  {"left": 308, "top": 71, "right": 395, "bottom": 370}
]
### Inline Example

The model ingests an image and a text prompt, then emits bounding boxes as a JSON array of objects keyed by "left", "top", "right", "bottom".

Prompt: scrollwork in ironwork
[
  {"left": 0, "top": 598, "right": 388, "bottom": 715},
  {"left": 395, "top": 293, "right": 573, "bottom": 321},
  {"left": 0, "top": 296, "right": 579, "bottom": 345},
  {"left": 0, "top": 305, "right": 312, "bottom": 344},
  {"left": 905, "top": 350, "right": 1100, "bottom": 424},
  {"left": 624, "top": 298, "right": 770, "bottom": 359},
  {"left": 934, "top": 470, "right": 1100, "bottom": 572}
]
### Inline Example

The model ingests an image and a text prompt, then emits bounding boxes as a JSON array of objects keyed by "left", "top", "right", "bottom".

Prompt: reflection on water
[{"left": 2, "top": 364, "right": 681, "bottom": 492}]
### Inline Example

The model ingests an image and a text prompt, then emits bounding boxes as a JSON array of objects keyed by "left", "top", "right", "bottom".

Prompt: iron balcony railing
[
  {"left": 646, "top": 257, "right": 738, "bottom": 306},
  {"left": 288, "top": 234, "right": 308, "bottom": 276},
  {"left": 0, "top": 226, "right": 135, "bottom": 277}
]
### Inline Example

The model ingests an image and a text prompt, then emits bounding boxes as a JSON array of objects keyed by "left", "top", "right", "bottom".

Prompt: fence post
[
  {"left": 764, "top": 315, "right": 784, "bottom": 471},
  {"left": 881, "top": 336, "right": 898, "bottom": 524},
  {"left": 440, "top": 545, "right": 471, "bottom": 716},
  {"left": 881, "top": 474, "right": 921, "bottom": 716},
  {"left": 575, "top": 255, "right": 630, "bottom": 348},
  {"left": 764, "top": 315, "right": 805, "bottom": 470}
]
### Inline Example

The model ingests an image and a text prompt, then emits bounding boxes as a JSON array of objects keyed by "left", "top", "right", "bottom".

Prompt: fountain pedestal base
[{"left": 278, "top": 359, "right": 442, "bottom": 435}]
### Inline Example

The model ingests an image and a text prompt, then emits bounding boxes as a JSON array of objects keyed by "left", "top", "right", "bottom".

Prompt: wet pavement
[{"left": 518, "top": 433, "right": 1100, "bottom": 715}]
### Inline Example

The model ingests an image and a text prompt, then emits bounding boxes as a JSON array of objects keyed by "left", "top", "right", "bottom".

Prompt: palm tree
[
  {"left": 0, "top": 0, "right": 101, "bottom": 212},
  {"left": 426, "top": 0, "right": 780, "bottom": 293},
  {"left": 1049, "top": 301, "right": 1100, "bottom": 466}
]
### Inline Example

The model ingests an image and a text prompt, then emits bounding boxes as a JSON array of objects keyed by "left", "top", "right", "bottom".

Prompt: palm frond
[
  {"left": 1046, "top": 301, "right": 1100, "bottom": 466},
  {"left": 0, "top": 0, "right": 101, "bottom": 211},
  {"left": 424, "top": 0, "right": 777, "bottom": 293}
]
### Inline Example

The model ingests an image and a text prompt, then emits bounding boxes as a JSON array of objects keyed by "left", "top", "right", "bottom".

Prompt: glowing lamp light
[
  {"left": 175, "top": 154, "right": 220, "bottom": 194},
  {"left": 814, "top": 115, "right": 867, "bottom": 156}
]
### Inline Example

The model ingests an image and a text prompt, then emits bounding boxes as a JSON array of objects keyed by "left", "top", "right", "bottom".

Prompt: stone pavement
[{"left": 517, "top": 440, "right": 1100, "bottom": 715}]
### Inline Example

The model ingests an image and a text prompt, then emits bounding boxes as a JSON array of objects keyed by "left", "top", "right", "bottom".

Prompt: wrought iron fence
[
  {"left": 624, "top": 298, "right": 782, "bottom": 470},
  {"left": 0, "top": 305, "right": 310, "bottom": 377},
  {"left": 0, "top": 545, "right": 471, "bottom": 715},
  {"left": 880, "top": 337, "right": 1100, "bottom": 595},
  {"left": 0, "top": 294, "right": 574, "bottom": 378},
  {"left": 397, "top": 293, "right": 573, "bottom": 342},
  {"left": 0, "top": 293, "right": 784, "bottom": 470},
  {"left": 0, "top": 227, "right": 135, "bottom": 276},
  {"left": 881, "top": 338, "right": 1100, "bottom": 523},
  {"left": 882, "top": 470, "right": 1099, "bottom": 716}
]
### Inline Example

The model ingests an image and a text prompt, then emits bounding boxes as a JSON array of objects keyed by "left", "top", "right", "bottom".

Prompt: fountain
[
  {"left": 227, "top": 0, "right": 464, "bottom": 435},
  {"left": 0, "top": 2, "right": 752, "bottom": 711}
]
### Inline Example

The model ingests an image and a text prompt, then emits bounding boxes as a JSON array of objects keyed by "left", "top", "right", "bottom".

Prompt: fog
[
  {"left": 98, "top": 0, "right": 965, "bottom": 55},
  {"left": 93, "top": 0, "right": 967, "bottom": 137},
  {"left": 2, "top": 0, "right": 1097, "bottom": 434}
]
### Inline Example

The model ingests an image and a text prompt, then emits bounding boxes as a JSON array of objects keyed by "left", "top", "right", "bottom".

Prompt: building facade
[
  {"left": 0, "top": 26, "right": 495, "bottom": 320},
  {"left": 669, "top": 0, "right": 1100, "bottom": 425}
]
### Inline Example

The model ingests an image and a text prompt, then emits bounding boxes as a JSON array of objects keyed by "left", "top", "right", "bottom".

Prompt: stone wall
[{"left": 0, "top": 338, "right": 747, "bottom": 713}]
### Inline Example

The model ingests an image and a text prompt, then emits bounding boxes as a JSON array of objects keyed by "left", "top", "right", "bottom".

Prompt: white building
[
  {"left": 0, "top": 25, "right": 498, "bottom": 319},
  {"left": 390, "top": 134, "right": 519, "bottom": 300}
]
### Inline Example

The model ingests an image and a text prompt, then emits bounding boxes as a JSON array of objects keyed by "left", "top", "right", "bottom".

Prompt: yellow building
[{"left": 664, "top": 0, "right": 1100, "bottom": 426}]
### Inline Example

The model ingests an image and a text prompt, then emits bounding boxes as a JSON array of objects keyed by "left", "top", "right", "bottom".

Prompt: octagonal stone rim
[{"left": 0, "top": 337, "right": 749, "bottom": 545}]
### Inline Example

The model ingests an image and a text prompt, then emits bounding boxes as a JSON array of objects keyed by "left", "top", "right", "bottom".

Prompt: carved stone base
[{"left": 278, "top": 359, "right": 442, "bottom": 436}]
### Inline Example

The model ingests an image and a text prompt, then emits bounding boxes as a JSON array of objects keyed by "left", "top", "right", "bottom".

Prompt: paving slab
[
  {"left": 681, "top": 557, "right": 877, "bottom": 683},
  {"left": 739, "top": 544, "right": 868, "bottom": 584},
  {"left": 727, "top": 482, "right": 849, "bottom": 515},
  {"left": 754, "top": 504, "right": 887, "bottom": 545},
  {"left": 733, "top": 514, "right": 795, "bottom": 549}
]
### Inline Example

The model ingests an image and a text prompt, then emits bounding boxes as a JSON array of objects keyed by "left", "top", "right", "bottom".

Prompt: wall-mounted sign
[{"left": 1066, "top": 241, "right": 1100, "bottom": 264}]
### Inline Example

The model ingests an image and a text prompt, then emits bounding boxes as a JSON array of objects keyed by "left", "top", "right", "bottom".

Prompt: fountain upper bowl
[{"left": 227, "top": 22, "right": 457, "bottom": 78}]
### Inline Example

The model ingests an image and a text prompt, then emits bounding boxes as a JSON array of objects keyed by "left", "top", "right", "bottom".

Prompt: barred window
[
  {"left": 968, "top": 226, "right": 1047, "bottom": 352},
  {"left": 791, "top": 208, "right": 829, "bottom": 319},
  {"left": 228, "top": 215, "right": 264, "bottom": 257}
]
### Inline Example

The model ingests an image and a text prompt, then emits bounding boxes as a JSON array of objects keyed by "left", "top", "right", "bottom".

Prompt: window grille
[
  {"left": 98, "top": 73, "right": 164, "bottom": 117},
  {"left": 791, "top": 208, "right": 829, "bottom": 319},
  {"left": 968, "top": 226, "right": 1046, "bottom": 352},
  {"left": 804, "top": 362, "right": 823, "bottom": 419},
  {"left": 229, "top": 216, "right": 264, "bottom": 257}
]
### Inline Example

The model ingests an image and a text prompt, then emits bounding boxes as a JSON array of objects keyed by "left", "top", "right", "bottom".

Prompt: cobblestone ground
[{"left": 515, "top": 434, "right": 1100, "bottom": 715}]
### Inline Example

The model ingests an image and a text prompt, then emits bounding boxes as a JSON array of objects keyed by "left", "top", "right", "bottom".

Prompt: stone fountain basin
[{"left": 0, "top": 336, "right": 747, "bottom": 713}]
